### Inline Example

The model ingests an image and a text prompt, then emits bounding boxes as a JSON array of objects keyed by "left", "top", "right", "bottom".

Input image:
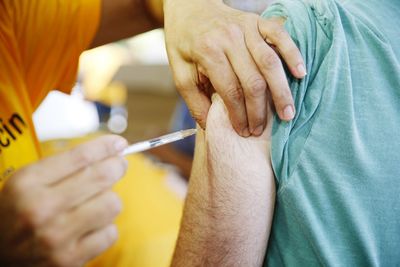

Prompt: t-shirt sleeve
[
  {"left": 10, "top": 0, "right": 101, "bottom": 107},
  {"left": 261, "top": 0, "right": 335, "bottom": 188}
]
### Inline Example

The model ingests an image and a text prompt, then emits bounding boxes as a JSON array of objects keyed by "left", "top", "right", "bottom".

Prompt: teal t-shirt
[{"left": 263, "top": 0, "right": 400, "bottom": 266}]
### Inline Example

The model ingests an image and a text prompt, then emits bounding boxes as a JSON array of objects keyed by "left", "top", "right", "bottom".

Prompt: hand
[
  {"left": 0, "top": 135, "right": 128, "bottom": 267},
  {"left": 164, "top": 0, "right": 305, "bottom": 137}
]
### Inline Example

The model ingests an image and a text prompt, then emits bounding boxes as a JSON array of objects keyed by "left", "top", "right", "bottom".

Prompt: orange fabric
[{"left": 0, "top": 0, "right": 101, "bottom": 188}]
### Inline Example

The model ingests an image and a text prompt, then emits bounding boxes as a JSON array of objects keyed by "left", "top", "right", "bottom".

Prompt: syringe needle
[{"left": 122, "top": 128, "right": 197, "bottom": 156}]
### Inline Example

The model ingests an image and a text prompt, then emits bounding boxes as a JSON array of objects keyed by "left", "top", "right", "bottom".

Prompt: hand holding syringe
[{"left": 122, "top": 129, "right": 197, "bottom": 156}]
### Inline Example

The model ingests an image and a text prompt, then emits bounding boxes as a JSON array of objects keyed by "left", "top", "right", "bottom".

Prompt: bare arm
[
  {"left": 91, "top": 0, "right": 163, "bottom": 48},
  {"left": 172, "top": 95, "right": 276, "bottom": 267}
]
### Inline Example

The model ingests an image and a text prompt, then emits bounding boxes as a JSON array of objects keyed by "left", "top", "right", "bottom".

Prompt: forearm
[
  {"left": 91, "top": 0, "right": 162, "bottom": 47},
  {"left": 172, "top": 96, "right": 276, "bottom": 267}
]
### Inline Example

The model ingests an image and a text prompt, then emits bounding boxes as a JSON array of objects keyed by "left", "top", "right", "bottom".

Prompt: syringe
[{"left": 122, "top": 128, "right": 197, "bottom": 156}]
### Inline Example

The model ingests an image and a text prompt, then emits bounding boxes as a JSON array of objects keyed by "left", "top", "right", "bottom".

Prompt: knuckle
[
  {"left": 196, "top": 35, "right": 219, "bottom": 55},
  {"left": 260, "top": 50, "right": 281, "bottom": 70},
  {"left": 225, "top": 84, "right": 244, "bottom": 104},
  {"left": 273, "top": 25, "right": 288, "bottom": 40},
  {"left": 223, "top": 23, "right": 243, "bottom": 41},
  {"left": 245, "top": 76, "right": 267, "bottom": 98},
  {"left": 19, "top": 198, "right": 51, "bottom": 228},
  {"left": 175, "top": 77, "right": 193, "bottom": 92},
  {"left": 90, "top": 166, "right": 113, "bottom": 189},
  {"left": 71, "top": 149, "right": 93, "bottom": 169},
  {"left": 193, "top": 36, "right": 225, "bottom": 65},
  {"left": 104, "top": 137, "right": 121, "bottom": 155}
]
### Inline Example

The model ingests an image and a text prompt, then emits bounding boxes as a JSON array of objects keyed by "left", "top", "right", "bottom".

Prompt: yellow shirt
[{"left": 0, "top": 0, "right": 100, "bottom": 188}]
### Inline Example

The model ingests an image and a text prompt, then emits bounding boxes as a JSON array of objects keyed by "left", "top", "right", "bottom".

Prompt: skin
[
  {"left": 172, "top": 95, "right": 275, "bottom": 266},
  {"left": 0, "top": 136, "right": 128, "bottom": 267},
  {"left": 164, "top": 0, "right": 306, "bottom": 137}
]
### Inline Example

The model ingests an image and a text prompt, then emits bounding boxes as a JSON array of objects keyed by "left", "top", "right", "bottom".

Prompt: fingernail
[
  {"left": 283, "top": 105, "right": 295, "bottom": 120},
  {"left": 242, "top": 127, "right": 251, "bottom": 137},
  {"left": 252, "top": 125, "right": 264, "bottom": 136},
  {"left": 114, "top": 139, "right": 128, "bottom": 153},
  {"left": 296, "top": 63, "right": 307, "bottom": 77}
]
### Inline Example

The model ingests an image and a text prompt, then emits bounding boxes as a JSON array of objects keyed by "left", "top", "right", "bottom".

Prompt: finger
[
  {"left": 245, "top": 22, "right": 296, "bottom": 121},
  {"left": 196, "top": 49, "right": 250, "bottom": 136},
  {"left": 66, "top": 191, "right": 121, "bottom": 240},
  {"left": 223, "top": 25, "right": 268, "bottom": 136},
  {"left": 35, "top": 191, "right": 120, "bottom": 256},
  {"left": 24, "top": 135, "right": 128, "bottom": 185},
  {"left": 77, "top": 224, "right": 118, "bottom": 264},
  {"left": 51, "top": 156, "right": 127, "bottom": 210},
  {"left": 264, "top": 89, "right": 275, "bottom": 137},
  {"left": 171, "top": 55, "right": 212, "bottom": 129},
  {"left": 197, "top": 66, "right": 215, "bottom": 99},
  {"left": 260, "top": 17, "right": 306, "bottom": 78}
]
